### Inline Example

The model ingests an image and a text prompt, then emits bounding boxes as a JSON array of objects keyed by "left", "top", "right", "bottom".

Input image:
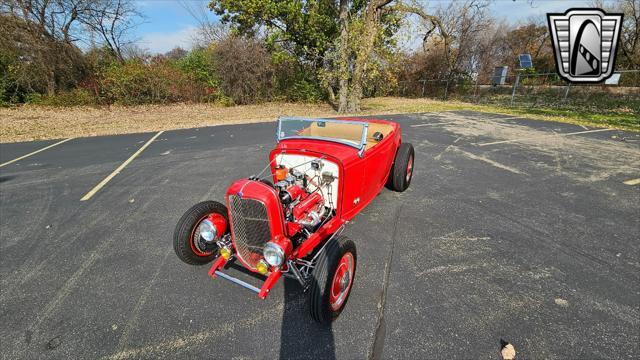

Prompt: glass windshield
[{"left": 277, "top": 117, "right": 368, "bottom": 150}]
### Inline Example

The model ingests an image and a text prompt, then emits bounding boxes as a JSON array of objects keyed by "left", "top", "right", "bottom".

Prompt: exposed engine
[
  {"left": 272, "top": 158, "right": 336, "bottom": 243},
  {"left": 228, "top": 156, "right": 338, "bottom": 271}
]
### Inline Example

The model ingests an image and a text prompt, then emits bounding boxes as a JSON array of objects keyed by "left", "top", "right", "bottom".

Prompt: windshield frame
[{"left": 276, "top": 117, "right": 369, "bottom": 156}]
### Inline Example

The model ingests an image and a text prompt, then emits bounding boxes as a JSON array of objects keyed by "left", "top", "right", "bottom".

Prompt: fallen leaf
[
  {"left": 501, "top": 343, "right": 516, "bottom": 360},
  {"left": 554, "top": 298, "right": 569, "bottom": 307}
]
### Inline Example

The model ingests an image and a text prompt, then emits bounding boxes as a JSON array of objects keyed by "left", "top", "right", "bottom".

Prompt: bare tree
[
  {"left": 611, "top": 0, "right": 639, "bottom": 69},
  {"left": 591, "top": 0, "right": 639, "bottom": 69},
  {"left": 1, "top": 0, "right": 141, "bottom": 94},
  {"left": 620, "top": 0, "right": 640, "bottom": 69},
  {"left": 120, "top": 43, "right": 151, "bottom": 61},
  {"left": 213, "top": 36, "right": 274, "bottom": 104},
  {"left": 471, "top": 20, "right": 508, "bottom": 85},
  {"left": 1, "top": 0, "right": 91, "bottom": 94},
  {"left": 164, "top": 47, "right": 189, "bottom": 60},
  {"left": 2, "top": 0, "right": 84, "bottom": 42},
  {"left": 2, "top": 0, "right": 140, "bottom": 52},
  {"left": 0, "top": 11, "right": 86, "bottom": 96},
  {"left": 80, "top": 0, "right": 142, "bottom": 61},
  {"left": 434, "top": 1, "right": 492, "bottom": 79},
  {"left": 179, "top": 0, "right": 228, "bottom": 47}
]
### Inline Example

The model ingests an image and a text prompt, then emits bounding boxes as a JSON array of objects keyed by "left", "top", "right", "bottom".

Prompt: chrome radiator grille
[{"left": 228, "top": 195, "right": 271, "bottom": 269}]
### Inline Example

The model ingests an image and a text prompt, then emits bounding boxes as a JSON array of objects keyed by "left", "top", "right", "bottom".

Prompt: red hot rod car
[{"left": 173, "top": 117, "right": 414, "bottom": 323}]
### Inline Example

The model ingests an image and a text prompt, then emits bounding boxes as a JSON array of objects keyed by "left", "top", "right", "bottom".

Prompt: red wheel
[
  {"left": 308, "top": 235, "right": 357, "bottom": 324},
  {"left": 329, "top": 252, "right": 355, "bottom": 311},
  {"left": 406, "top": 153, "right": 414, "bottom": 183},
  {"left": 174, "top": 201, "right": 228, "bottom": 265},
  {"left": 387, "top": 142, "right": 414, "bottom": 192}
]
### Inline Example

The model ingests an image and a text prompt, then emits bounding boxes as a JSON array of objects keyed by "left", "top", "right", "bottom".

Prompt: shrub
[
  {"left": 272, "top": 53, "right": 324, "bottom": 102},
  {"left": 213, "top": 36, "right": 274, "bottom": 104},
  {"left": 288, "top": 78, "right": 324, "bottom": 102},
  {"left": 176, "top": 48, "right": 219, "bottom": 89},
  {"left": 24, "top": 93, "right": 44, "bottom": 104},
  {"left": 97, "top": 59, "right": 214, "bottom": 105},
  {"left": 0, "top": 14, "right": 89, "bottom": 99},
  {"left": 38, "top": 88, "right": 98, "bottom": 106},
  {"left": 175, "top": 47, "right": 222, "bottom": 103}
]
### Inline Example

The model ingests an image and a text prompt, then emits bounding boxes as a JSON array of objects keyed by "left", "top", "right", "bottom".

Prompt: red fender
[
  {"left": 208, "top": 256, "right": 227, "bottom": 278},
  {"left": 258, "top": 270, "right": 282, "bottom": 299}
]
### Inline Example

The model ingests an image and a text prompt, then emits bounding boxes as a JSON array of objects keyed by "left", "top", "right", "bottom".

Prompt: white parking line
[
  {"left": 623, "top": 178, "right": 640, "bottom": 186},
  {"left": 487, "top": 116, "right": 522, "bottom": 121},
  {"left": 477, "top": 128, "right": 614, "bottom": 147},
  {"left": 0, "top": 138, "right": 73, "bottom": 168},
  {"left": 80, "top": 131, "right": 164, "bottom": 201},
  {"left": 453, "top": 147, "right": 526, "bottom": 175}
]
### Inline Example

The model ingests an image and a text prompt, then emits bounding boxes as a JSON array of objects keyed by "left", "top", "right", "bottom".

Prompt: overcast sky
[{"left": 134, "top": 0, "right": 609, "bottom": 54}]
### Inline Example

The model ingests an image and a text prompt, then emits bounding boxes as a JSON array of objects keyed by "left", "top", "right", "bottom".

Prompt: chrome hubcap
[{"left": 198, "top": 219, "right": 216, "bottom": 242}]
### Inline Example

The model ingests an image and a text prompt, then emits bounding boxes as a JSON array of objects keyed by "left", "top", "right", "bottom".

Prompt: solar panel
[
  {"left": 492, "top": 66, "right": 508, "bottom": 85},
  {"left": 604, "top": 73, "right": 621, "bottom": 85},
  {"left": 519, "top": 54, "right": 533, "bottom": 69}
]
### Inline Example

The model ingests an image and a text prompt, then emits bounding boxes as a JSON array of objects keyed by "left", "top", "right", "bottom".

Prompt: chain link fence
[{"left": 397, "top": 69, "right": 640, "bottom": 112}]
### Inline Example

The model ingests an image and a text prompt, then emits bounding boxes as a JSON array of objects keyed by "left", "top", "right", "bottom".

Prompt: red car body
[
  {"left": 174, "top": 117, "right": 413, "bottom": 323},
  {"left": 271, "top": 118, "right": 401, "bottom": 222}
]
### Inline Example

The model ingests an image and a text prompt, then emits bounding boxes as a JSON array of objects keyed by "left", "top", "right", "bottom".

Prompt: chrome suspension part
[
  {"left": 216, "top": 233, "right": 232, "bottom": 249},
  {"left": 283, "top": 224, "right": 346, "bottom": 292}
]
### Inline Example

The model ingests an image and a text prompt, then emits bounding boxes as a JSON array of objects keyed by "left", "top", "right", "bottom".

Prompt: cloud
[{"left": 139, "top": 26, "right": 199, "bottom": 54}]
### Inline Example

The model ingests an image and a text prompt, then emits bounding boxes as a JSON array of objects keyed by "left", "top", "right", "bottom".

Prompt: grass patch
[
  {"left": 361, "top": 98, "right": 639, "bottom": 131},
  {"left": 1, "top": 97, "right": 637, "bottom": 143}
]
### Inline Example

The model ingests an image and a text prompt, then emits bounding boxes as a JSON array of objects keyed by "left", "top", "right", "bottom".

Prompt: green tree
[
  {"left": 209, "top": 0, "right": 446, "bottom": 112},
  {"left": 210, "top": 0, "right": 338, "bottom": 62},
  {"left": 176, "top": 48, "right": 220, "bottom": 90}
]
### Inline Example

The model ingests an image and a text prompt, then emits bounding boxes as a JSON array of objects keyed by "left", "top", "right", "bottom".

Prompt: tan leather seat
[
  {"left": 299, "top": 121, "right": 394, "bottom": 150},
  {"left": 364, "top": 123, "right": 394, "bottom": 150}
]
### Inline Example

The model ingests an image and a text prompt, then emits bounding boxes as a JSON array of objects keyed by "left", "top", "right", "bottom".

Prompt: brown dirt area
[{"left": 0, "top": 97, "right": 636, "bottom": 143}]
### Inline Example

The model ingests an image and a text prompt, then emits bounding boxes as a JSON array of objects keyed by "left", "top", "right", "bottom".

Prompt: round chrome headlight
[
  {"left": 198, "top": 219, "right": 216, "bottom": 242},
  {"left": 263, "top": 242, "right": 285, "bottom": 267}
]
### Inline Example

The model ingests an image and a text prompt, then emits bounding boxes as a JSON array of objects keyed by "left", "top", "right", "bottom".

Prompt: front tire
[
  {"left": 308, "top": 235, "right": 357, "bottom": 324},
  {"left": 388, "top": 142, "right": 414, "bottom": 192},
  {"left": 173, "top": 201, "right": 228, "bottom": 265}
]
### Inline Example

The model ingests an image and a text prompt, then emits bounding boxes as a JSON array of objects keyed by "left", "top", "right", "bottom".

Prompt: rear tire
[
  {"left": 308, "top": 235, "right": 357, "bottom": 324},
  {"left": 173, "top": 201, "right": 228, "bottom": 265},
  {"left": 388, "top": 142, "right": 414, "bottom": 192}
]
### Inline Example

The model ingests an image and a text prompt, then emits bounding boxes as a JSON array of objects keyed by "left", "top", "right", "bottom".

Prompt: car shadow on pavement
[
  {"left": 0, "top": 175, "right": 15, "bottom": 183},
  {"left": 279, "top": 277, "right": 336, "bottom": 360}
]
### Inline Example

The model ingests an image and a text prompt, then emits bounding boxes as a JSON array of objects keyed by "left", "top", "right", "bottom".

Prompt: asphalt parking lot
[{"left": 1, "top": 111, "right": 639, "bottom": 359}]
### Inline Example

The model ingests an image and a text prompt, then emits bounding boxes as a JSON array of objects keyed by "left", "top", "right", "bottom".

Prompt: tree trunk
[
  {"left": 347, "top": 72, "right": 362, "bottom": 112},
  {"left": 46, "top": 70, "right": 56, "bottom": 96},
  {"left": 326, "top": 83, "right": 337, "bottom": 110},
  {"left": 337, "top": 0, "right": 350, "bottom": 113},
  {"left": 333, "top": 0, "right": 444, "bottom": 113},
  {"left": 347, "top": 2, "right": 383, "bottom": 112}
]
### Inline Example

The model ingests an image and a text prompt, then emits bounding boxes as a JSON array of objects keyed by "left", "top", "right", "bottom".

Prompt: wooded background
[{"left": 1, "top": 0, "right": 638, "bottom": 113}]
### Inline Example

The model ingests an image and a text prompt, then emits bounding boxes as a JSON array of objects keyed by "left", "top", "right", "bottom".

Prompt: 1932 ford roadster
[{"left": 174, "top": 117, "right": 414, "bottom": 323}]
